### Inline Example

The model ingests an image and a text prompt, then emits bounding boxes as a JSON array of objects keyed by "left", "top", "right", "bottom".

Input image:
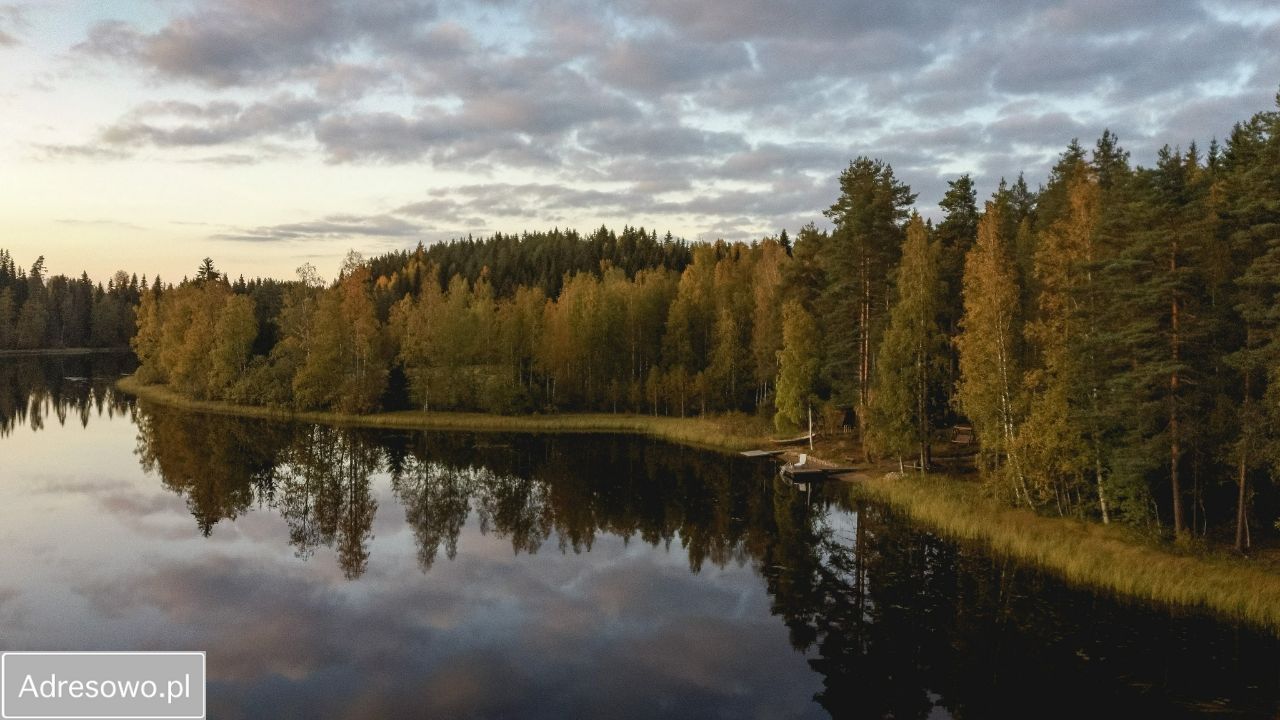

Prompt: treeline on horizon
[
  {"left": 122, "top": 94, "right": 1280, "bottom": 547},
  {"left": 0, "top": 250, "right": 138, "bottom": 350}
]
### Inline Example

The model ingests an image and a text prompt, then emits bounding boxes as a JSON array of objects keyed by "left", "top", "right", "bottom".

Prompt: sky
[{"left": 0, "top": 0, "right": 1278, "bottom": 284}]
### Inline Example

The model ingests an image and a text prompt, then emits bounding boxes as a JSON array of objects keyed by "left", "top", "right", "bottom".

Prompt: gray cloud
[
  {"left": 1031, "top": 0, "right": 1206, "bottom": 35},
  {"left": 0, "top": 4, "right": 26, "bottom": 47},
  {"left": 623, "top": 0, "right": 963, "bottom": 43},
  {"left": 398, "top": 184, "right": 639, "bottom": 225},
  {"left": 594, "top": 32, "right": 750, "bottom": 94},
  {"left": 55, "top": 218, "right": 148, "bottom": 230},
  {"left": 216, "top": 214, "right": 424, "bottom": 243},
  {"left": 37, "top": 143, "right": 132, "bottom": 161},
  {"left": 101, "top": 95, "right": 323, "bottom": 148},
  {"left": 579, "top": 121, "right": 748, "bottom": 160},
  {"left": 986, "top": 112, "right": 1093, "bottom": 149},
  {"left": 393, "top": 176, "right": 829, "bottom": 240},
  {"left": 51, "top": 0, "right": 1280, "bottom": 230},
  {"left": 79, "top": 0, "right": 439, "bottom": 87},
  {"left": 313, "top": 59, "right": 638, "bottom": 165},
  {"left": 63, "top": 534, "right": 814, "bottom": 720},
  {"left": 715, "top": 142, "right": 840, "bottom": 180}
]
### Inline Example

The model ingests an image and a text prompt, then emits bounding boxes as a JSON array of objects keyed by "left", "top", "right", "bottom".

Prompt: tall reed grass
[{"left": 854, "top": 472, "right": 1280, "bottom": 635}]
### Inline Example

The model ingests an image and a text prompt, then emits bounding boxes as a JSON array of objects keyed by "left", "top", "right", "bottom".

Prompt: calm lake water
[{"left": 1, "top": 354, "right": 1277, "bottom": 718}]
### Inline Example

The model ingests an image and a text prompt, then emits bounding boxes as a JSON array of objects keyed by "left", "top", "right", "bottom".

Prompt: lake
[{"left": 1, "top": 354, "right": 1277, "bottom": 718}]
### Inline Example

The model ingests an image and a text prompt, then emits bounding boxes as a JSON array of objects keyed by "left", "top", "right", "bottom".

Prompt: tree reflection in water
[
  {"left": 391, "top": 454, "right": 474, "bottom": 571},
  {"left": 276, "top": 426, "right": 380, "bottom": 579},
  {"left": 123, "top": 400, "right": 1280, "bottom": 719},
  {"left": 0, "top": 353, "right": 135, "bottom": 436},
  {"left": 134, "top": 413, "right": 379, "bottom": 579},
  {"left": 5, "top": 352, "right": 1279, "bottom": 717}
]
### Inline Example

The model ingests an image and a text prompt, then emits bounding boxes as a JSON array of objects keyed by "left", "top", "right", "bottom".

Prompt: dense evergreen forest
[
  {"left": 369, "top": 225, "right": 693, "bottom": 299},
  {"left": 0, "top": 250, "right": 138, "bottom": 350},
  {"left": 125, "top": 95, "right": 1280, "bottom": 548}
]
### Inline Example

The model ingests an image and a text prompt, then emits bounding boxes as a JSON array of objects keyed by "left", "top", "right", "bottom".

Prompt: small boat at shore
[{"left": 779, "top": 454, "right": 856, "bottom": 481}]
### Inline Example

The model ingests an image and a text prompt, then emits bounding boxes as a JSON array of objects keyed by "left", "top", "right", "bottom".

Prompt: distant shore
[
  {"left": 116, "top": 373, "right": 1280, "bottom": 635},
  {"left": 116, "top": 375, "right": 772, "bottom": 452},
  {"left": 0, "top": 347, "right": 132, "bottom": 358}
]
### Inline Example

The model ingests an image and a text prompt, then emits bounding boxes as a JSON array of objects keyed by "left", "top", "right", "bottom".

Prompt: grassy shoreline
[
  {"left": 115, "top": 375, "right": 772, "bottom": 452},
  {"left": 116, "top": 374, "right": 1280, "bottom": 634},
  {"left": 0, "top": 347, "right": 132, "bottom": 358},
  {"left": 850, "top": 471, "right": 1280, "bottom": 634}
]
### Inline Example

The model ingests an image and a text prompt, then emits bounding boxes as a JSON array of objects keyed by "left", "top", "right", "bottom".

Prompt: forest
[
  {"left": 0, "top": 250, "right": 138, "bottom": 350},
  {"left": 98, "top": 94, "right": 1280, "bottom": 548}
]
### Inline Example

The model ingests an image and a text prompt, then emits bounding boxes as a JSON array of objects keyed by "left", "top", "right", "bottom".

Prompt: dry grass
[
  {"left": 116, "top": 375, "right": 772, "bottom": 452},
  {"left": 853, "top": 471, "right": 1280, "bottom": 635},
  {"left": 0, "top": 347, "right": 132, "bottom": 357}
]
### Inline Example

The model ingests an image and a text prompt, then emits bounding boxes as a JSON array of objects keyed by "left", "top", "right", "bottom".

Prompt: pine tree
[
  {"left": 1221, "top": 96, "right": 1280, "bottom": 550},
  {"left": 821, "top": 159, "right": 916, "bottom": 448},
  {"left": 936, "top": 174, "right": 980, "bottom": 419},
  {"left": 1096, "top": 145, "right": 1214, "bottom": 537},
  {"left": 937, "top": 174, "right": 980, "bottom": 302}
]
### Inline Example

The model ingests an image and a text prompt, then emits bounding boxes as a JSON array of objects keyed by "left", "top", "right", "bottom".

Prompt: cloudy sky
[{"left": 1, "top": 0, "right": 1277, "bottom": 282}]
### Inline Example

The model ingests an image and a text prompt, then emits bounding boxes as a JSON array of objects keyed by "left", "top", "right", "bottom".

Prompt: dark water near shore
[{"left": 1, "top": 355, "right": 1278, "bottom": 718}]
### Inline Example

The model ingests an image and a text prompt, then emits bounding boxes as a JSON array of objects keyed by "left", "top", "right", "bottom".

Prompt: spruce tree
[
  {"left": 867, "top": 216, "right": 946, "bottom": 470},
  {"left": 774, "top": 300, "right": 820, "bottom": 433}
]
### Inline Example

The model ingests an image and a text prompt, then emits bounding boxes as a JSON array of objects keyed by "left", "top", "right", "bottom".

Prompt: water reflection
[
  {"left": 2, "top": 356, "right": 1278, "bottom": 718},
  {"left": 125, "top": 400, "right": 1280, "bottom": 717},
  {"left": 0, "top": 352, "right": 134, "bottom": 435},
  {"left": 131, "top": 404, "right": 777, "bottom": 582}
]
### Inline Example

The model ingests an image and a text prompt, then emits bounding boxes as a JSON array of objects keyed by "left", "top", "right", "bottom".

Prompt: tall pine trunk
[
  {"left": 1236, "top": 366, "right": 1251, "bottom": 552},
  {"left": 1170, "top": 242, "right": 1184, "bottom": 538},
  {"left": 859, "top": 255, "right": 871, "bottom": 460}
]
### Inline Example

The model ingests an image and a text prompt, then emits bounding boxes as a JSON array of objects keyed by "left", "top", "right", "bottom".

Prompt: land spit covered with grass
[
  {"left": 118, "top": 374, "right": 1280, "bottom": 635},
  {"left": 0, "top": 347, "right": 132, "bottom": 357},
  {"left": 850, "top": 470, "right": 1280, "bottom": 635},
  {"left": 116, "top": 375, "right": 774, "bottom": 452}
]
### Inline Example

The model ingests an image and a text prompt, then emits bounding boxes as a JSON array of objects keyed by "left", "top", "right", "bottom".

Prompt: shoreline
[
  {"left": 848, "top": 471, "right": 1280, "bottom": 635},
  {"left": 116, "top": 375, "right": 772, "bottom": 453},
  {"left": 0, "top": 347, "right": 132, "bottom": 358},
  {"left": 116, "top": 374, "right": 1280, "bottom": 635}
]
